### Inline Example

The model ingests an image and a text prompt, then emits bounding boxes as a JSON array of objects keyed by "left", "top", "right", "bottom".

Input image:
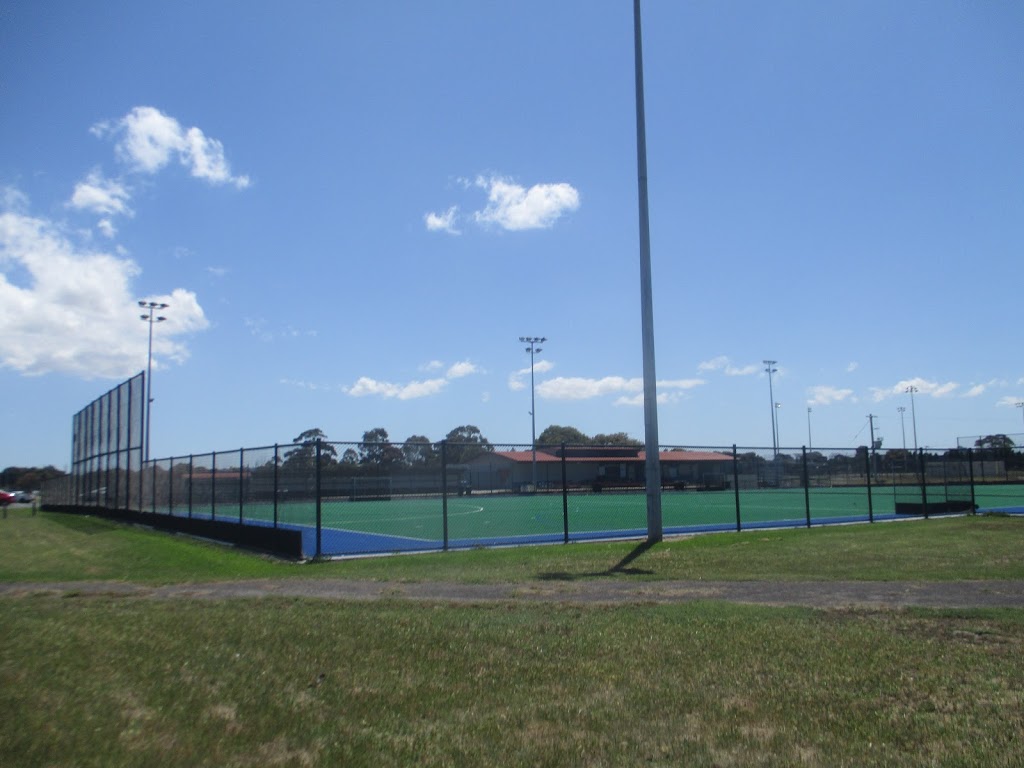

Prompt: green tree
[
  {"left": 402, "top": 435, "right": 436, "bottom": 466},
  {"left": 283, "top": 428, "right": 337, "bottom": 468},
  {"left": 591, "top": 432, "right": 643, "bottom": 447},
  {"left": 444, "top": 425, "right": 492, "bottom": 464},
  {"left": 537, "top": 425, "right": 590, "bottom": 446},
  {"left": 975, "top": 434, "right": 1015, "bottom": 453},
  {"left": 360, "top": 428, "right": 403, "bottom": 467}
]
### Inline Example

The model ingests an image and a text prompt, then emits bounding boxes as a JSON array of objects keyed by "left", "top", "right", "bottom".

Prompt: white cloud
[
  {"left": 472, "top": 176, "right": 579, "bottom": 230},
  {"left": 97, "top": 219, "right": 117, "bottom": 238},
  {"left": 446, "top": 360, "right": 480, "bottom": 379},
  {"left": 807, "top": 385, "right": 854, "bottom": 406},
  {"left": 962, "top": 379, "right": 1006, "bottom": 398},
  {"left": 697, "top": 356, "right": 729, "bottom": 373},
  {"left": 0, "top": 204, "right": 207, "bottom": 378},
  {"left": 870, "top": 377, "right": 959, "bottom": 402},
  {"left": 847, "top": 362, "right": 859, "bottom": 373},
  {"left": 67, "top": 170, "right": 132, "bottom": 217},
  {"left": 536, "top": 376, "right": 703, "bottom": 401},
  {"left": 697, "top": 356, "right": 757, "bottom": 376},
  {"left": 95, "top": 106, "right": 250, "bottom": 188},
  {"left": 345, "top": 376, "right": 448, "bottom": 400},
  {"left": 997, "top": 396, "right": 1023, "bottom": 408},
  {"left": 508, "top": 358, "right": 555, "bottom": 390},
  {"left": 420, "top": 360, "right": 444, "bottom": 372},
  {"left": 424, "top": 206, "right": 460, "bottom": 235},
  {"left": 345, "top": 359, "right": 481, "bottom": 400}
]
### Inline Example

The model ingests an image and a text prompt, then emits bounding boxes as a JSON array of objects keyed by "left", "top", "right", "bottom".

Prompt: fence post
[
  {"left": 168, "top": 457, "right": 174, "bottom": 516},
  {"left": 732, "top": 445, "right": 741, "bottom": 532},
  {"left": 151, "top": 458, "right": 157, "bottom": 514},
  {"left": 968, "top": 448, "right": 976, "bottom": 513},
  {"left": 273, "top": 444, "right": 279, "bottom": 528},
  {"left": 239, "top": 447, "right": 245, "bottom": 524},
  {"left": 864, "top": 445, "right": 874, "bottom": 524},
  {"left": 211, "top": 451, "right": 217, "bottom": 521},
  {"left": 919, "top": 448, "right": 929, "bottom": 519},
  {"left": 561, "top": 443, "right": 569, "bottom": 544},
  {"left": 802, "top": 446, "right": 811, "bottom": 528},
  {"left": 188, "top": 454, "right": 193, "bottom": 519},
  {"left": 315, "top": 440, "right": 322, "bottom": 558},
  {"left": 441, "top": 440, "right": 449, "bottom": 551}
]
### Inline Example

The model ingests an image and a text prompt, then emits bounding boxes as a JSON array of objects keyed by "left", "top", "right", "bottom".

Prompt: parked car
[
  {"left": 0, "top": 490, "right": 14, "bottom": 506},
  {"left": 13, "top": 490, "right": 35, "bottom": 503}
]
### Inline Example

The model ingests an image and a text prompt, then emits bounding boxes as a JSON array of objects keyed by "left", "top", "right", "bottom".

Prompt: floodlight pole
[
  {"left": 520, "top": 336, "right": 546, "bottom": 491},
  {"left": 806, "top": 407, "right": 812, "bottom": 451},
  {"left": 139, "top": 301, "right": 169, "bottom": 463},
  {"left": 1016, "top": 401, "right": 1024, "bottom": 428},
  {"left": 634, "top": 0, "right": 662, "bottom": 541},
  {"left": 764, "top": 361, "right": 778, "bottom": 457},
  {"left": 898, "top": 407, "right": 907, "bottom": 451},
  {"left": 905, "top": 385, "right": 919, "bottom": 452}
]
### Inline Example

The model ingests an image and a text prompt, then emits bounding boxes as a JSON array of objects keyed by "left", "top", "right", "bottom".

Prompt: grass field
[
  {"left": 2, "top": 509, "right": 1023, "bottom": 766},
  {"left": 162, "top": 482, "right": 1024, "bottom": 556}
]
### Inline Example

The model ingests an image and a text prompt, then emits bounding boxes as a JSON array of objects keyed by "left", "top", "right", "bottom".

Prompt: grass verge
[
  {"left": 1, "top": 508, "right": 1023, "bottom": 583},
  {"left": 2, "top": 597, "right": 1022, "bottom": 767}
]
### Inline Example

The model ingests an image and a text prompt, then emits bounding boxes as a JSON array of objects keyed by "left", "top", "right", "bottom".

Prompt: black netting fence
[
  {"left": 41, "top": 431, "right": 1024, "bottom": 558},
  {"left": 58, "top": 372, "right": 145, "bottom": 510}
]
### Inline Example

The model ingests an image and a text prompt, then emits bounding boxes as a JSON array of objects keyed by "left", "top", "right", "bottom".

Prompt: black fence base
[
  {"left": 895, "top": 500, "right": 976, "bottom": 516},
  {"left": 43, "top": 505, "right": 303, "bottom": 559}
]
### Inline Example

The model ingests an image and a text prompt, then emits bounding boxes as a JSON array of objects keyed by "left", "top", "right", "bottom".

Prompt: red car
[{"left": 0, "top": 490, "right": 14, "bottom": 507}]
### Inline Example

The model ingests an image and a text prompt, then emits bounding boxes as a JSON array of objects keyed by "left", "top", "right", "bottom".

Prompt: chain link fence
[{"left": 41, "top": 437, "right": 1024, "bottom": 558}]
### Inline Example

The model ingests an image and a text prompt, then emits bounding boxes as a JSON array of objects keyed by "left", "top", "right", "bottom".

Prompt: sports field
[{"left": 163, "top": 483, "right": 1024, "bottom": 557}]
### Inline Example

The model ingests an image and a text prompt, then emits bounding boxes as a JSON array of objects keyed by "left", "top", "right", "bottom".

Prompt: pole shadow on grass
[{"left": 536, "top": 539, "right": 657, "bottom": 581}]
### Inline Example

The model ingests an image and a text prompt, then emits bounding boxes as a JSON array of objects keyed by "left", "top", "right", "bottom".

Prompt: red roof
[{"left": 487, "top": 449, "right": 730, "bottom": 464}]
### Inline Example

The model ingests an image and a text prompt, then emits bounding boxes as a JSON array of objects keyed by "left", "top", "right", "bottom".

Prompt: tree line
[{"left": 282, "top": 425, "right": 494, "bottom": 470}]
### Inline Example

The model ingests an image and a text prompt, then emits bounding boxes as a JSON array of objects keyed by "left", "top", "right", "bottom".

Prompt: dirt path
[{"left": 3, "top": 578, "right": 1024, "bottom": 609}]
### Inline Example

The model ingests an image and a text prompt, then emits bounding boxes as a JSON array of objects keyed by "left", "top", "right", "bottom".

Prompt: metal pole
[
  {"left": 634, "top": 0, "right": 662, "bottom": 541},
  {"left": 802, "top": 446, "right": 811, "bottom": 528},
  {"left": 315, "top": 441, "right": 322, "bottom": 558},
  {"left": 906, "top": 385, "right": 919, "bottom": 452},
  {"left": 138, "top": 301, "right": 169, "bottom": 463},
  {"left": 519, "top": 337, "right": 546, "bottom": 491},
  {"left": 561, "top": 444, "right": 569, "bottom": 544},
  {"left": 732, "top": 445, "right": 741, "bottom": 532},
  {"left": 764, "top": 361, "right": 778, "bottom": 457},
  {"left": 806, "top": 407, "right": 812, "bottom": 451},
  {"left": 441, "top": 440, "right": 449, "bottom": 551}
]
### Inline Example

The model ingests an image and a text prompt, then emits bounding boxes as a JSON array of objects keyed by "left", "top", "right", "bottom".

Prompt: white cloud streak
[
  {"left": 697, "top": 355, "right": 758, "bottom": 376},
  {"left": 94, "top": 106, "right": 250, "bottom": 188},
  {"left": 67, "top": 171, "right": 132, "bottom": 217},
  {"left": 344, "top": 359, "right": 482, "bottom": 400},
  {"left": 870, "top": 377, "right": 959, "bottom": 402},
  {"left": 424, "top": 206, "right": 460, "bottom": 235},
  {"left": 508, "top": 359, "right": 555, "bottom": 391},
  {"left": 807, "top": 385, "right": 855, "bottom": 406},
  {"left": 536, "top": 376, "right": 704, "bottom": 401}
]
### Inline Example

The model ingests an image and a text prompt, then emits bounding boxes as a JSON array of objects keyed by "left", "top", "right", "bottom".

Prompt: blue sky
[{"left": 2, "top": 1, "right": 1022, "bottom": 470}]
